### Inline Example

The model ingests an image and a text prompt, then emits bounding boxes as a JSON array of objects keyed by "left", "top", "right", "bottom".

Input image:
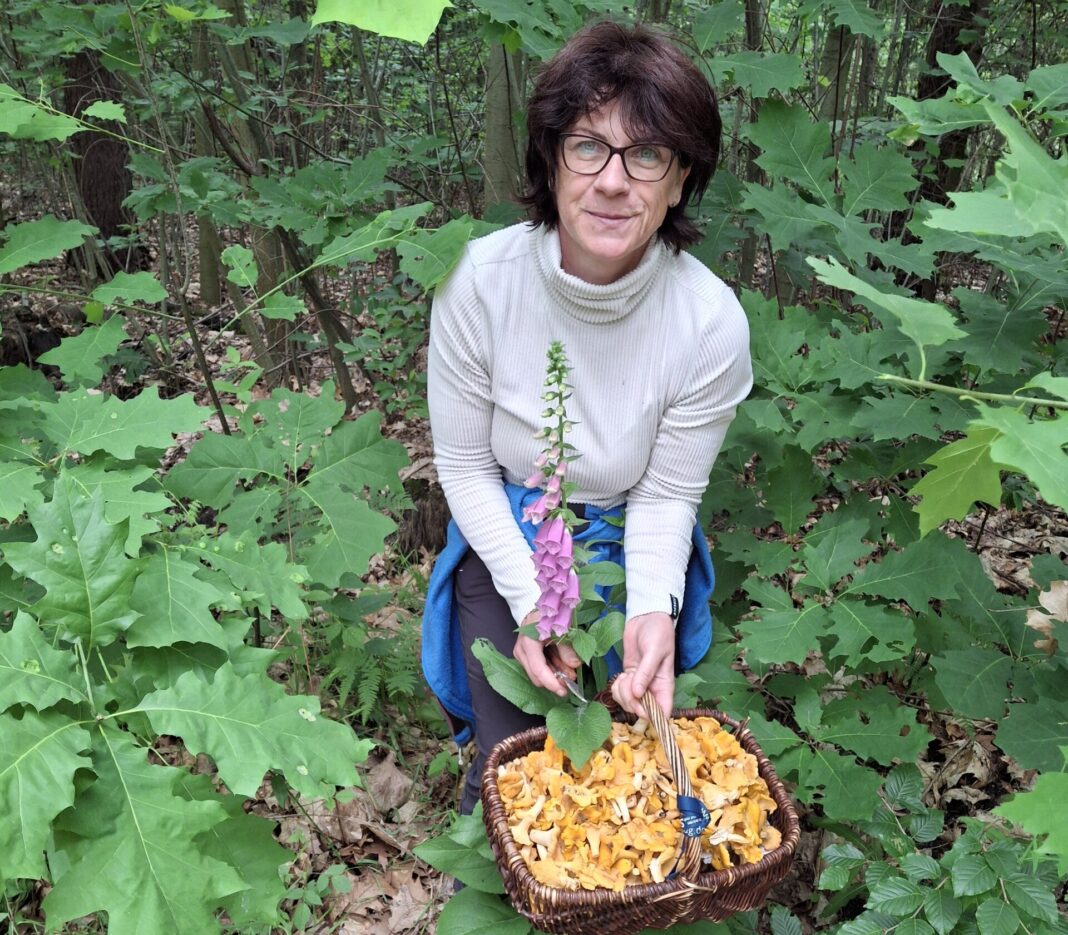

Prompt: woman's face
[{"left": 554, "top": 100, "right": 689, "bottom": 285}]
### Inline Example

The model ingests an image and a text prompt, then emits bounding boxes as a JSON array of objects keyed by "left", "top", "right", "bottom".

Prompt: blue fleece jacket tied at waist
[{"left": 420, "top": 483, "right": 715, "bottom": 744}]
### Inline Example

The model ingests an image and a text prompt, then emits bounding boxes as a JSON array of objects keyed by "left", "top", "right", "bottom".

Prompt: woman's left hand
[{"left": 611, "top": 612, "right": 675, "bottom": 718}]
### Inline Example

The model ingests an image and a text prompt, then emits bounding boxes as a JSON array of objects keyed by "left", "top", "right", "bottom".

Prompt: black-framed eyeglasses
[{"left": 560, "top": 134, "right": 677, "bottom": 182}]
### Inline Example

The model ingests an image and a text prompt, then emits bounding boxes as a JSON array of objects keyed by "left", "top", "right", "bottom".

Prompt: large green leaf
[
  {"left": 844, "top": 536, "right": 960, "bottom": 610},
  {"left": 741, "top": 182, "right": 816, "bottom": 251},
  {"left": 246, "top": 385, "right": 344, "bottom": 469},
  {"left": 931, "top": 648, "right": 1013, "bottom": 720},
  {"left": 693, "top": 0, "right": 743, "bottom": 50},
  {"left": 995, "top": 773, "right": 1068, "bottom": 877},
  {"left": 176, "top": 773, "right": 289, "bottom": 927},
  {"left": 995, "top": 700, "right": 1068, "bottom": 772},
  {"left": 808, "top": 257, "right": 966, "bottom": 359},
  {"left": 471, "top": 639, "right": 558, "bottom": 716},
  {"left": 0, "top": 458, "right": 46, "bottom": 521},
  {"left": 296, "top": 482, "right": 395, "bottom": 587},
  {"left": 413, "top": 831, "right": 505, "bottom": 893},
  {"left": 0, "top": 611, "right": 85, "bottom": 712},
  {"left": 2, "top": 476, "right": 141, "bottom": 649},
  {"left": 0, "top": 711, "right": 91, "bottom": 880},
  {"left": 545, "top": 700, "right": 611, "bottom": 770},
  {"left": 40, "top": 387, "right": 206, "bottom": 459},
  {"left": 763, "top": 446, "right": 821, "bottom": 532},
  {"left": 184, "top": 533, "right": 308, "bottom": 621},
  {"left": 436, "top": 885, "right": 531, "bottom": 935},
  {"left": 164, "top": 432, "right": 286, "bottom": 507},
  {"left": 738, "top": 600, "right": 831, "bottom": 665},
  {"left": 801, "top": 516, "right": 872, "bottom": 592},
  {"left": 818, "top": 687, "right": 932, "bottom": 765},
  {"left": 826, "top": 600, "right": 916, "bottom": 666},
  {"left": 306, "top": 409, "right": 408, "bottom": 497},
  {"left": 710, "top": 52, "right": 806, "bottom": 98},
  {"left": 67, "top": 460, "right": 171, "bottom": 555},
  {"left": 923, "top": 887, "right": 963, "bottom": 935},
  {"left": 788, "top": 745, "right": 882, "bottom": 820},
  {"left": 37, "top": 315, "right": 126, "bottom": 387},
  {"left": 947, "top": 289, "right": 1047, "bottom": 377},
  {"left": 824, "top": 0, "right": 884, "bottom": 36},
  {"left": 0, "top": 215, "right": 95, "bottom": 275},
  {"left": 911, "top": 427, "right": 1003, "bottom": 536},
  {"left": 971, "top": 404, "right": 1068, "bottom": 511},
  {"left": 311, "top": 0, "right": 452, "bottom": 45},
  {"left": 127, "top": 550, "right": 231, "bottom": 649},
  {"left": 139, "top": 661, "right": 371, "bottom": 797},
  {"left": 748, "top": 101, "right": 835, "bottom": 204},
  {"left": 0, "top": 84, "right": 82, "bottom": 142},
  {"left": 44, "top": 727, "right": 245, "bottom": 935},
  {"left": 90, "top": 271, "right": 168, "bottom": 306},
  {"left": 396, "top": 217, "right": 473, "bottom": 289},
  {"left": 840, "top": 143, "right": 917, "bottom": 215}
]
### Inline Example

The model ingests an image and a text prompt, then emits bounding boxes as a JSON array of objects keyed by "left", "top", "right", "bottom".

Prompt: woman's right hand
[{"left": 513, "top": 610, "right": 580, "bottom": 697}]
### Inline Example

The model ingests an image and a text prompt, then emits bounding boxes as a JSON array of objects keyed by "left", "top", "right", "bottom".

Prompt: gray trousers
[{"left": 455, "top": 547, "right": 542, "bottom": 815}]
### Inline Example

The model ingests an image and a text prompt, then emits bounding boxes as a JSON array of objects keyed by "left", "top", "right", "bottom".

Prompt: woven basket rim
[{"left": 481, "top": 704, "right": 801, "bottom": 915}]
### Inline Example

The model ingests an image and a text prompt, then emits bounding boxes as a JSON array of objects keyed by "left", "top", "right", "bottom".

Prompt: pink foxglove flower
[{"left": 532, "top": 518, "right": 579, "bottom": 639}]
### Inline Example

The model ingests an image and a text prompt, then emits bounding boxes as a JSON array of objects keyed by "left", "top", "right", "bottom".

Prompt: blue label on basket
[{"left": 678, "top": 795, "right": 710, "bottom": 837}]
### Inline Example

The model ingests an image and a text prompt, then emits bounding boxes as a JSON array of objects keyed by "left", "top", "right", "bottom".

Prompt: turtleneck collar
[{"left": 528, "top": 223, "right": 667, "bottom": 325}]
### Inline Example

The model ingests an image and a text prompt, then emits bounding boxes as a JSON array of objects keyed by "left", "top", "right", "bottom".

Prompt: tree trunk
[
  {"left": 816, "top": 24, "right": 855, "bottom": 152},
  {"left": 192, "top": 24, "right": 223, "bottom": 307},
  {"left": 482, "top": 43, "right": 522, "bottom": 211},
  {"left": 63, "top": 50, "right": 143, "bottom": 274}
]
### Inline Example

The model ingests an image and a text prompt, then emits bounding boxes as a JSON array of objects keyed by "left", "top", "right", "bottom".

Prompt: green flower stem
[
  {"left": 877, "top": 374, "right": 1068, "bottom": 411},
  {"left": 74, "top": 640, "right": 98, "bottom": 716}
]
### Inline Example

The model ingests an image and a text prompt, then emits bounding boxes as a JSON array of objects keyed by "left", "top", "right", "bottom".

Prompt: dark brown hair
[{"left": 521, "top": 21, "right": 721, "bottom": 253}]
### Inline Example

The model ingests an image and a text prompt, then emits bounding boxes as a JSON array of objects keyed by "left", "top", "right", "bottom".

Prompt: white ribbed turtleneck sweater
[{"left": 427, "top": 222, "right": 752, "bottom": 626}]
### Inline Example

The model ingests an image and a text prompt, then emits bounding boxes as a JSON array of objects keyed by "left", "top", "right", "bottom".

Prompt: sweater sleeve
[
  {"left": 623, "top": 286, "right": 752, "bottom": 622},
  {"left": 427, "top": 256, "right": 543, "bottom": 625}
]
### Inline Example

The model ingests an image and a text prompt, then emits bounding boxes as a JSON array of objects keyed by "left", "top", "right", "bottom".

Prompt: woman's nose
[{"left": 594, "top": 151, "right": 630, "bottom": 193}]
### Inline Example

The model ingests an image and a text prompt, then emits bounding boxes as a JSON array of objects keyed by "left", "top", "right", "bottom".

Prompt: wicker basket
[{"left": 481, "top": 691, "right": 801, "bottom": 935}]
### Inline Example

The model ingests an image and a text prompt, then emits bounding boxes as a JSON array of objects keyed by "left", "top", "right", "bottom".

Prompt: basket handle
[{"left": 639, "top": 689, "right": 705, "bottom": 879}]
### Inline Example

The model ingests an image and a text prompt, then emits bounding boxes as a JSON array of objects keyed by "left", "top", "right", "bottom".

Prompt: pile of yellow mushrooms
[{"left": 497, "top": 716, "right": 782, "bottom": 891}]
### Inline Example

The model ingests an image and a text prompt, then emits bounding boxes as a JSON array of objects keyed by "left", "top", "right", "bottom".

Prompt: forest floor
[{"left": 4, "top": 243, "right": 1067, "bottom": 934}]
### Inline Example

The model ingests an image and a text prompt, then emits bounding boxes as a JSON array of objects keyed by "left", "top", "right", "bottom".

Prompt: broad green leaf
[
  {"left": 825, "top": 0, "right": 884, "bottom": 36},
  {"left": 37, "top": 315, "right": 126, "bottom": 386},
  {"left": 931, "top": 648, "right": 1012, "bottom": 720},
  {"left": 545, "top": 700, "right": 611, "bottom": 770},
  {"left": 975, "top": 898, "right": 1020, "bottom": 935},
  {"left": 176, "top": 773, "right": 289, "bottom": 927},
  {"left": 948, "top": 289, "right": 1047, "bottom": 377},
  {"left": 165, "top": 432, "right": 286, "bottom": 507},
  {"left": 852, "top": 393, "right": 949, "bottom": 442},
  {"left": 412, "top": 834, "right": 506, "bottom": 893},
  {"left": 923, "top": 887, "right": 963, "bottom": 935},
  {"left": 0, "top": 711, "right": 91, "bottom": 880},
  {"left": 435, "top": 885, "right": 530, "bottom": 935},
  {"left": 937, "top": 53, "right": 1023, "bottom": 105},
  {"left": 996, "top": 775, "right": 1068, "bottom": 877},
  {"left": 1001, "top": 874, "right": 1059, "bottom": 924},
  {"left": 840, "top": 143, "right": 917, "bottom": 215},
  {"left": 748, "top": 101, "right": 835, "bottom": 204},
  {"left": 260, "top": 291, "right": 304, "bottom": 320},
  {"left": 827, "top": 602, "right": 913, "bottom": 667},
  {"left": 221, "top": 244, "right": 258, "bottom": 287},
  {"left": 762, "top": 445, "right": 820, "bottom": 531},
  {"left": 791, "top": 388, "right": 859, "bottom": 450},
  {"left": 1024, "top": 372, "right": 1068, "bottom": 401},
  {"left": 164, "top": 2, "right": 230, "bottom": 21},
  {"left": 801, "top": 516, "right": 871, "bottom": 591},
  {"left": 950, "top": 854, "right": 997, "bottom": 897},
  {"left": 1026, "top": 62, "right": 1068, "bottom": 110},
  {"left": 471, "top": 639, "right": 558, "bottom": 716},
  {"left": 940, "top": 540, "right": 1030, "bottom": 653},
  {"left": 0, "top": 85, "right": 82, "bottom": 141},
  {"left": 971, "top": 404, "right": 1068, "bottom": 511},
  {"left": 0, "top": 458, "right": 46, "bottom": 521},
  {"left": 397, "top": 217, "right": 473, "bottom": 289},
  {"left": 738, "top": 600, "right": 831, "bottom": 665},
  {"left": 995, "top": 701, "right": 1068, "bottom": 772},
  {"left": 311, "top": 0, "right": 452, "bottom": 45},
  {"left": 90, "top": 271, "right": 167, "bottom": 306},
  {"left": 710, "top": 52, "right": 806, "bottom": 98},
  {"left": 845, "top": 536, "right": 959, "bottom": 610},
  {"left": 899, "top": 854, "right": 939, "bottom": 882},
  {"left": 0, "top": 612, "right": 85, "bottom": 712},
  {"left": 127, "top": 550, "right": 231, "bottom": 649},
  {"left": 3, "top": 476, "right": 141, "bottom": 650},
  {"left": 808, "top": 257, "right": 966, "bottom": 357},
  {"left": 894, "top": 921, "right": 935, "bottom": 935},
  {"left": 890, "top": 95, "right": 988, "bottom": 135},
  {"left": 40, "top": 387, "right": 206, "bottom": 459},
  {"left": 741, "top": 182, "right": 816, "bottom": 251},
  {"left": 248, "top": 385, "right": 344, "bottom": 469},
  {"left": 869, "top": 876, "right": 925, "bottom": 915},
  {"left": 912, "top": 427, "right": 1003, "bottom": 536},
  {"left": 794, "top": 746, "right": 883, "bottom": 820},
  {"left": 0, "top": 215, "right": 95, "bottom": 275},
  {"left": 306, "top": 410, "right": 408, "bottom": 497},
  {"left": 44, "top": 727, "right": 245, "bottom": 935},
  {"left": 296, "top": 482, "right": 395, "bottom": 587},
  {"left": 67, "top": 460, "right": 170, "bottom": 556},
  {"left": 770, "top": 906, "right": 802, "bottom": 935},
  {"left": 139, "top": 662, "right": 371, "bottom": 797},
  {"left": 693, "top": 0, "right": 743, "bottom": 50},
  {"left": 185, "top": 533, "right": 308, "bottom": 621},
  {"left": 819, "top": 686, "right": 932, "bottom": 765},
  {"left": 82, "top": 100, "right": 126, "bottom": 124}
]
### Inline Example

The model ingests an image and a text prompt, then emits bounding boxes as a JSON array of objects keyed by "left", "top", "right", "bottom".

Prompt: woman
[{"left": 421, "top": 20, "right": 752, "bottom": 816}]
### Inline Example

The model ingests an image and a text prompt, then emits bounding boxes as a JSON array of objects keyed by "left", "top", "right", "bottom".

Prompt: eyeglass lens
[{"left": 561, "top": 136, "right": 674, "bottom": 181}]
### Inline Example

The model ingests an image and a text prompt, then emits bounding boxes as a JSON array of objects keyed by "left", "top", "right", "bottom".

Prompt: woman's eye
[
  {"left": 634, "top": 146, "right": 662, "bottom": 164},
  {"left": 575, "top": 140, "right": 603, "bottom": 156}
]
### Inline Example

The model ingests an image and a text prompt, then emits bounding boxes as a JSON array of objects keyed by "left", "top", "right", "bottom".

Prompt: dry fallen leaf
[{"left": 365, "top": 750, "right": 415, "bottom": 814}]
